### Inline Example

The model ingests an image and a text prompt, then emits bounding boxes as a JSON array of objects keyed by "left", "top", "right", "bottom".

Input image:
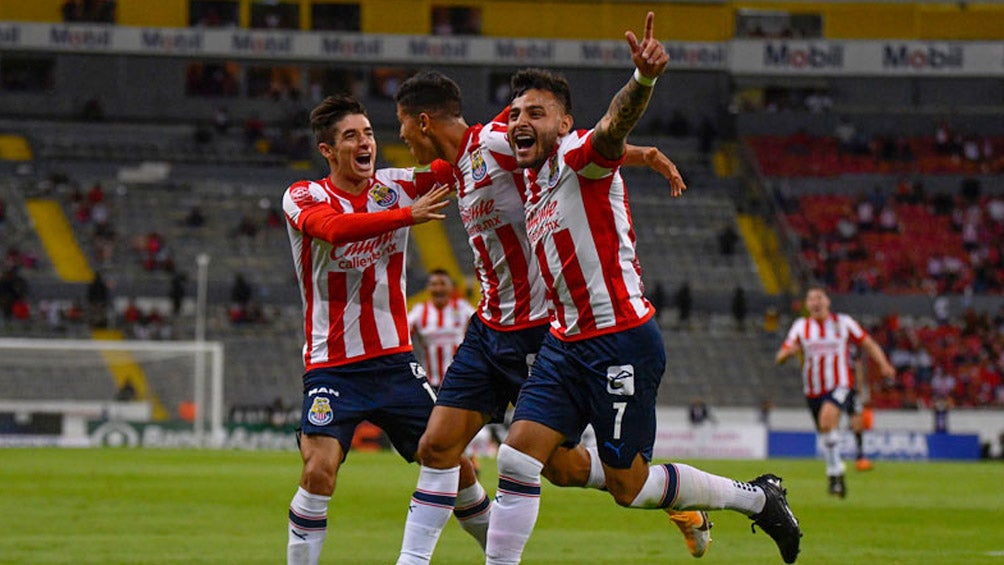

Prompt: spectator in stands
[
  {"left": 169, "top": 272, "right": 186, "bottom": 317},
  {"left": 86, "top": 272, "right": 110, "bottom": 328},
  {"left": 675, "top": 281, "right": 692, "bottom": 327},
  {"left": 717, "top": 223, "right": 739, "bottom": 255},
  {"left": 732, "top": 285, "right": 747, "bottom": 331},
  {"left": 229, "top": 273, "right": 253, "bottom": 323},
  {"left": 697, "top": 116, "right": 717, "bottom": 160},
  {"left": 877, "top": 205, "right": 899, "bottom": 233},
  {"left": 115, "top": 380, "right": 137, "bottom": 402},
  {"left": 0, "top": 267, "right": 28, "bottom": 324},
  {"left": 183, "top": 205, "right": 206, "bottom": 228},
  {"left": 688, "top": 398, "right": 715, "bottom": 426},
  {"left": 213, "top": 106, "right": 230, "bottom": 134}
]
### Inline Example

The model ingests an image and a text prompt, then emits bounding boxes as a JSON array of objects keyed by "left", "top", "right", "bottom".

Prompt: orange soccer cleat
[
  {"left": 855, "top": 458, "right": 874, "bottom": 472},
  {"left": 667, "top": 509, "right": 712, "bottom": 558}
]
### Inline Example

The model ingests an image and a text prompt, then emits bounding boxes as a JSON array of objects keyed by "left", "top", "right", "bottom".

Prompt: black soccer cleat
[
  {"left": 749, "top": 474, "right": 802, "bottom": 564},
  {"left": 828, "top": 475, "right": 846, "bottom": 499}
]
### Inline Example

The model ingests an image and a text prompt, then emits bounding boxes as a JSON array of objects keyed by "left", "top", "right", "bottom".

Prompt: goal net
[{"left": 0, "top": 337, "right": 224, "bottom": 447}]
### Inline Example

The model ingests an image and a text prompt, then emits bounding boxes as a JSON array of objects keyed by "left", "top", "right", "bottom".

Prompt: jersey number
[{"left": 612, "top": 402, "right": 627, "bottom": 440}]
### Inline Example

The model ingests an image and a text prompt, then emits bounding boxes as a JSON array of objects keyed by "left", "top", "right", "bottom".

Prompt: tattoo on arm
[{"left": 593, "top": 79, "right": 654, "bottom": 160}]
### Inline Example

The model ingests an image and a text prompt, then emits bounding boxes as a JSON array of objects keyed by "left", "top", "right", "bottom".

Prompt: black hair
[
  {"left": 394, "top": 71, "right": 463, "bottom": 119},
  {"left": 310, "top": 94, "right": 368, "bottom": 145},
  {"left": 508, "top": 68, "right": 572, "bottom": 114}
]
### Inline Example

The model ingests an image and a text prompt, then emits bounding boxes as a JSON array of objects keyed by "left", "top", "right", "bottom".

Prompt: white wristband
[{"left": 633, "top": 68, "right": 657, "bottom": 87}]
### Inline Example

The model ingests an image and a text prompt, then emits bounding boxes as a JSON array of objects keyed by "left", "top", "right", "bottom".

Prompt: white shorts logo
[
  {"left": 410, "top": 362, "right": 428, "bottom": 379},
  {"left": 606, "top": 365, "right": 635, "bottom": 396}
]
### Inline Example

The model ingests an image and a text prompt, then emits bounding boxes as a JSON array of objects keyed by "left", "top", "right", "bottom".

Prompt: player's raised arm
[
  {"left": 624, "top": 144, "right": 687, "bottom": 197},
  {"left": 592, "top": 11, "right": 669, "bottom": 161}
]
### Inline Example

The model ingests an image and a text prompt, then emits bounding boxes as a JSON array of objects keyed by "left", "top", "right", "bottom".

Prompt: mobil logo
[
  {"left": 883, "top": 44, "right": 964, "bottom": 70},
  {"left": 764, "top": 42, "right": 844, "bottom": 69}
]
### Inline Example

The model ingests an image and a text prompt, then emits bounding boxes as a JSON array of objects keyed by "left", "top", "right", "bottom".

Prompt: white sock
[
  {"left": 397, "top": 466, "right": 459, "bottom": 565},
  {"left": 822, "top": 429, "right": 846, "bottom": 476},
  {"left": 287, "top": 487, "right": 330, "bottom": 565},
  {"left": 486, "top": 445, "right": 543, "bottom": 565},
  {"left": 454, "top": 480, "right": 491, "bottom": 550},
  {"left": 628, "top": 463, "right": 677, "bottom": 508},
  {"left": 584, "top": 446, "right": 606, "bottom": 490},
  {"left": 671, "top": 463, "right": 766, "bottom": 516}
]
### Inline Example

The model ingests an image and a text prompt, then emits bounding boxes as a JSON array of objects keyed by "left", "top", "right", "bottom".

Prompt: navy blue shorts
[
  {"left": 299, "top": 352, "right": 436, "bottom": 462},
  {"left": 512, "top": 318, "right": 666, "bottom": 469},
  {"left": 806, "top": 385, "right": 852, "bottom": 424},
  {"left": 436, "top": 316, "right": 549, "bottom": 423}
]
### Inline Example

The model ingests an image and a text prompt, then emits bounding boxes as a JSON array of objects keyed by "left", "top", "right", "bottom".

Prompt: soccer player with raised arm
[
  {"left": 484, "top": 13, "right": 802, "bottom": 564},
  {"left": 775, "top": 285, "right": 894, "bottom": 498},
  {"left": 281, "top": 94, "right": 482, "bottom": 565},
  {"left": 392, "top": 70, "right": 708, "bottom": 564}
]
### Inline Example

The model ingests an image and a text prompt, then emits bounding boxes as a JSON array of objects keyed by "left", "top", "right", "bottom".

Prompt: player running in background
[
  {"left": 393, "top": 70, "right": 706, "bottom": 564},
  {"left": 408, "top": 269, "right": 475, "bottom": 390},
  {"left": 281, "top": 94, "right": 482, "bottom": 565},
  {"left": 776, "top": 285, "right": 894, "bottom": 498},
  {"left": 484, "top": 13, "right": 801, "bottom": 565}
]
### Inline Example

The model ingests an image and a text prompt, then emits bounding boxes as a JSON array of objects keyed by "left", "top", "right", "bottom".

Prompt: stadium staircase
[
  {"left": 24, "top": 198, "right": 94, "bottom": 283},
  {"left": 91, "top": 328, "right": 169, "bottom": 420}
]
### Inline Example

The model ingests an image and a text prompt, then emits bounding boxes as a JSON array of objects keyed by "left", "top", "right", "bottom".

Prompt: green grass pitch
[{"left": 1, "top": 449, "right": 1002, "bottom": 564}]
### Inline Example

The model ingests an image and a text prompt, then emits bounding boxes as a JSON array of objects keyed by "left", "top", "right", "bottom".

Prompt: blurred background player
[
  {"left": 393, "top": 70, "right": 704, "bottom": 564},
  {"left": 408, "top": 268, "right": 475, "bottom": 391},
  {"left": 281, "top": 94, "right": 481, "bottom": 565},
  {"left": 775, "top": 285, "right": 894, "bottom": 498},
  {"left": 485, "top": 13, "right": 801, "bottom": 565}
]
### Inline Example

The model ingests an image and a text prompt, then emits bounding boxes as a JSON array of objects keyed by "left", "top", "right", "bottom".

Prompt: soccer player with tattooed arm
[
  {"left": 392, "top": 67, "right": 702, "bottom": 563},
  {"left": 483, "top": 13, "right": 802, "bottom": 564}
]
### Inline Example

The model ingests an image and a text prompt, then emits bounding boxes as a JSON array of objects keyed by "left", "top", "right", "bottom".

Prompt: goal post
[{"left": 0, "top": 337, "right": 225, "bottom": 447}]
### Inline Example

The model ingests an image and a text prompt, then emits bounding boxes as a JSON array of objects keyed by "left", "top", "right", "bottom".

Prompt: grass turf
[{"left": 1, "top": 449, "right": 1002, "bottom": 564}]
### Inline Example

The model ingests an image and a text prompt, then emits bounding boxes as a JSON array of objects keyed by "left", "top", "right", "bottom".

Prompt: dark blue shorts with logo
[
  {"left": 512, "top": 318, "right": 666, "bottom": 469},
  {"left": 299, "top": 352, "right": 435, "bottom": 462},
  {"left": 436, "top": 316, "right": 549, "bottom": 422}
]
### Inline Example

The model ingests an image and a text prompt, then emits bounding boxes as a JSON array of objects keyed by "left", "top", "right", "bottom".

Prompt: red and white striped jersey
[
  {"left": 429, "top": 118, "right": 549, "bottom": 331},
  {"left": 781, "top": 313, "right": 867, "bottom": 398},
  {"left": 407, "top": 297, "right": 475, "bottom": 387},
  {"left": 283, "top": 169, "right": 422, "bottom": 371},
  {"left": 519, "top": 130, "right": 653, "bottom": 341}
]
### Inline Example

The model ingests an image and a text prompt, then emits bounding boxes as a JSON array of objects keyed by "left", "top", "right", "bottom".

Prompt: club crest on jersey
[
  {"left": 369, "top": 182, "right": 399, "bottom": 208},
  {"left": 307, "top": 396, "right": 333, "bottom": 426},
  {"left": 606, "top": 365, "right": 635, "bottom": 396},
  {"left": 471, "top": 148, "right": 487, "bottom": 182},
  {"left": 546, "top": 154, "right": 561, "bottom": 188}
]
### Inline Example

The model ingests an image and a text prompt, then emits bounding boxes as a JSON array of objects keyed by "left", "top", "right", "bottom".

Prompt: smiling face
[
  {"left": 396, "top": 105, "right": 438, "bottom": 166},
  {"left": 507, "top": 88, "right": 573, "bottom": 170},
  {"left": 319, "top": 113, "right": 375, "bottom": 191}
]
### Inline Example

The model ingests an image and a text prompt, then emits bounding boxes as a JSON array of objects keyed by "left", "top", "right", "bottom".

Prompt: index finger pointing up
[{"left": 643, "top": 11, "right": 654, "bottom": 40}]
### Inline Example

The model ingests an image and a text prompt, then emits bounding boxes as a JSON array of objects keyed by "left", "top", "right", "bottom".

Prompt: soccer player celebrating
[
  {"left": 484, "top": 13, "right": 802, "bottom": 564},
  {"left": 393, "top": 71, "right": 707, "bottom": 564},
  {"left": 281, "top": 94, "right": 481, "bottom": 565},
  {"left": 407, "top": 269, "right": 475, "bottom": 390},
  {"left": 776, "top": 285, "right": 894, "bottom": 497}
]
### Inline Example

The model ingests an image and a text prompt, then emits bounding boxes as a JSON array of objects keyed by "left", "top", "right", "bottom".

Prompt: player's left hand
[
  {"left": 642, "top": 147, "right": 686, "bottom": 197},
  {"left": 625, "top": 12, "right": 668, "bottom": 80}
]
